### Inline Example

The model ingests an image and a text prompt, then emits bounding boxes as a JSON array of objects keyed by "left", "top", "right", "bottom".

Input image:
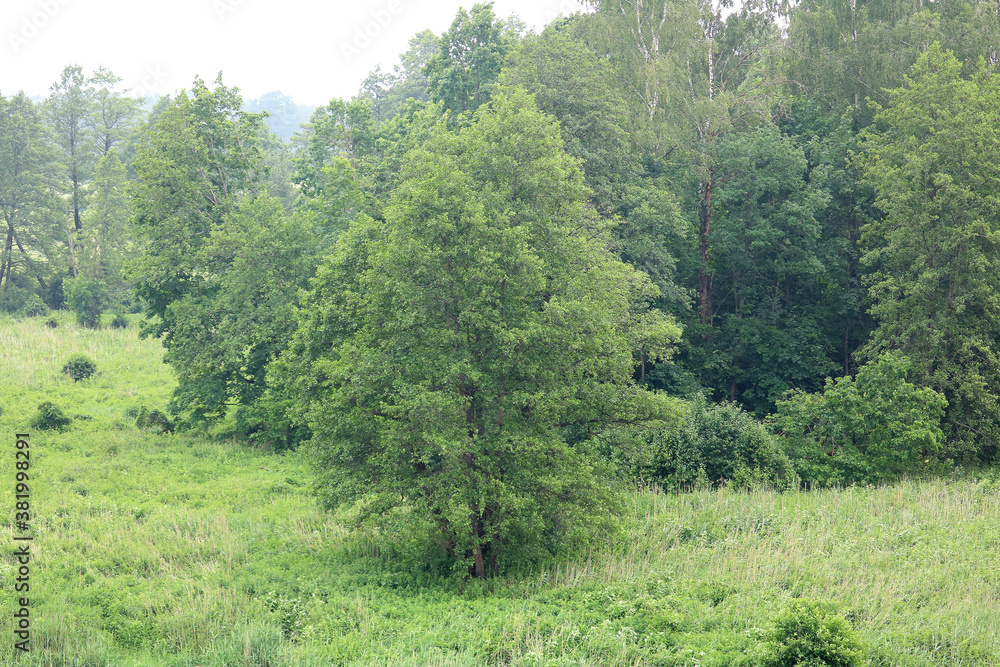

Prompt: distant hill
[{"left": 246, "top": 91, "right": 315, "bottom": 143}]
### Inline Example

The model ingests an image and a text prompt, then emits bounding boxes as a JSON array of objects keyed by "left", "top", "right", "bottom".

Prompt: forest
[{"left": 2, "top": 0, "right": 1000, "bottom": 662}]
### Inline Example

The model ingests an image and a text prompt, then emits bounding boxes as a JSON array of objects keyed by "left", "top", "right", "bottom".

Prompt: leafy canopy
[{"left": 281, "top": 87, "right": 680, "bottom": 577}]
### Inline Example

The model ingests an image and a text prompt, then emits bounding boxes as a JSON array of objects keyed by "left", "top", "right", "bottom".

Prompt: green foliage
[
  {"left": 759, "top": 600, "right": 867, "bottom": 667},
  {"left": 128, "top": 77, "right": 313, "bottom": 433},
  {"left": 684, "top": 124, "right": 835, "bottom": 416},
  {"left": 857, "top": 45, "right": 1000, "bottom": 460},
  {"left": 135, "top": 406, "right": 174, "bottom": 434},
  {"left": 110, "top": 313, "right": 127, "bottom": 329},
  {"left": 770, "top": 353, "right": 947, "bottom": 487},
  {"left": 613, "top": 395, "right": 796, "bottom": 490},
  {"left": 1, "top": 91, "right": 63, "bottom": 295},
  {"left": 62, "top": 353, "right": 97, "bottom": 381},
  {"left": 65, "top": 274, "right": 107, "bottom": 328},
  {"left": 424, "top": 2, "right": 519, "bottom": 118},
  {"left": 45, "top": 315, "right": 58, "bottom": 328},
  {"left": 282, "top": 86, "right": 680, "bottom": 576},
  {"left": 91, "top": 585, "right": 162, "bottom": 651},
  {"left": 30, "top": 401, "right": 72, "bottom": 430},
  {"left": 0, "top": 288, "right": 48, "bottom": 317}
]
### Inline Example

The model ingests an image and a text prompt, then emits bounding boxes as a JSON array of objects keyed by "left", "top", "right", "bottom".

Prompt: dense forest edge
[{"left": 3, "top": 0, "right": 1000, "bottom": 663}]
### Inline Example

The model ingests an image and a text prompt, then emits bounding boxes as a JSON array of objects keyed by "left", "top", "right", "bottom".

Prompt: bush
[
  {"left": 110, "top": 313, "right": 128, "bottom": 329},
  {"left": 62, "top": 354, "right": 97, "bottom": 381},
  {"left": 30, "top": 402, "right": 72, "bottom": 431},
  {"left": 769, "top": 352, "right": 948, "bottom": 487},
  {"left": 759, "top": 599, "right": 866, "bottom": 667},
  {"left": 135, "top": 407, "right": 174, "bottom": 434},
  {"left": 65, "top": 276, "right": 107, "bottom": 328},
  {"left": 0, "top": 288, "right": 48, "bottom": 318},
  {"left": 611, "top": 395, "right": 797, "bottom": 490}
]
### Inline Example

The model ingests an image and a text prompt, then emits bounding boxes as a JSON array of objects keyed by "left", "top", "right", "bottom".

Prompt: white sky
[{"left": 1, "top": 0, "right": 589, "bottom": 107}]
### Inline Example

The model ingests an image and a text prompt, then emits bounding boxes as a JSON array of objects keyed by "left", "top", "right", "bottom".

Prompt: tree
[
  {"left": 65, "top": 148, "right": 134, "bottom": 325},
  {"left": 501, "top": 22, "right": 687, "bottom": 304},
  {"left": 356, "top": 30, "right": 439, "bottom": 124},
  {"left": 690, "top": 123, "right": 834, "bottom": 413},
  {"left": 856, "top": 45, "right": 1000, "bottom": 459},
  {"left": 785, "top": 0, "right": 1000, "bottom": 123},
  {"left": 128, "top": 75, "right": 311, "bottom": 430},
  {"left": 424, "top": 3, "right": 519, "bottom": 118},
  {"left": 280, "top": 88, "right": 680, "bottom": 576},
  {"left": 46, "top": 65, "right": 94, "bottom": 232},
  {"left": 87, "top": 66, "right": 143, "bottom": 158},
  {"left": 0, "top": 92, "right": 61, "bottom": 294},
  {"left": 584, "top": 0, "right": 783, "bottom": 326}
]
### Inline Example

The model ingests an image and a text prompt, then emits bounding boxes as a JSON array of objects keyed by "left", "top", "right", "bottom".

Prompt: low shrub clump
[
  {"left": 610, "top": 395, "right": 797, "bottom": 490},
  {"left": 758, "top": 599, "right": 867, "bottom": 667},
  {"left": 30, "top": 402, "right": 72, "bottom": 431},
  {"left": 135, "top": 406, "right": 174, "bottom": 434},
  {"left": 62, "top": 354, "right": 97, "bottom": 381}
]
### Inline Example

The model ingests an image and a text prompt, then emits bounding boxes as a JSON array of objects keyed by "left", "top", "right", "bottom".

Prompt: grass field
[{"left": 1, "top": 313, "right": 998, "bottom": 666}]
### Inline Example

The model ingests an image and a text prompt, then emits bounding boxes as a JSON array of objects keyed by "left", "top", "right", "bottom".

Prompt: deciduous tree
[
  {"left": 856, "top": 45, "right": 1000, "bottom": 459},
  {"left": 280, "top": 88, "right": 680, "bottom": 576}
]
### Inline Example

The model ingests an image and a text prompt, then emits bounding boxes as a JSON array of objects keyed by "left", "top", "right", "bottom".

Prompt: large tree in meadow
[
  {"left": 279, "top": 88, "right": 680, "bottom": 577},
  {"left": 857, "top": 45, "right": 1000, "bottom": 459}
]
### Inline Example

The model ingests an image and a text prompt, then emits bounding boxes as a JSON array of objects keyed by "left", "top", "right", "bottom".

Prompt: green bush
[
  {"left": 615, "top": 395, "right": 797, "bottom": 490},
  {"left": 0, "top": 288, "right": 48, "bottom": 318},
  {"left": 30, "top": 402, "right": 72, "bottom": 431},
  {"left": 62, "top": 354, "right": 97, "bottom": 381},
  {"left": 65, "top": 275, "right": 107, "bottom": 329},
  {"left": 769, "top": 352, "right": 948, "bottom": 487},
  {"left": 759, "top": 599, "right": 866, "bottom": 667},
  {"left": 135, "top": 406, "right": 174, "bottom": 434}
]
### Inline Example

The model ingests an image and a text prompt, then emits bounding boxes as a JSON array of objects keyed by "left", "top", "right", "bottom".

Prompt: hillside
[{"left": 0, "top": 314, "right": 998, "bottom": 665}]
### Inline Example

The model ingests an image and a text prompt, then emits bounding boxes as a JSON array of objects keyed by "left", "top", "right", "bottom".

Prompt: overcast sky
[{"left": 1, "top": 0, "right": 589, "bottom": 107}]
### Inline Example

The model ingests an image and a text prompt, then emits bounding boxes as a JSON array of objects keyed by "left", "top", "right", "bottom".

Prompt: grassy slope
[{"left": 0, "top": 313, "right": 998, "bottom": 666}]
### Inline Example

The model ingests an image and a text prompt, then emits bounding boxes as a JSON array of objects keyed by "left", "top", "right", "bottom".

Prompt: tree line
[{"left": 3, "top": 0, "right": 1000, "bottom": 574}]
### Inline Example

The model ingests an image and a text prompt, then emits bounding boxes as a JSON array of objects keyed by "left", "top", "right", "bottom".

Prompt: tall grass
[{"left": 0, "top": 315, "right": 997, "bottom": 665}]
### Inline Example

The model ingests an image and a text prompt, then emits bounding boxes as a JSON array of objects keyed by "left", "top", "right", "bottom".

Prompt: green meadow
[{"left": 1, "top": 313, "right": 998, "bottom": 666}]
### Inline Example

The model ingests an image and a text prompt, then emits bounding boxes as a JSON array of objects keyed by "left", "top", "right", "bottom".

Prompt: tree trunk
[
  {"left": 1, "top": 222, "right": 13, "bottom": 293},
  {"left": 472, "top": 543, "right": 486, "bottom": 578},
  {"left": 698, "top": 176, "right": 714, "bottom": 326}
]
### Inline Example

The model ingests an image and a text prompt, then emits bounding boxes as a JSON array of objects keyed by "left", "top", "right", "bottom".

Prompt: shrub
[
  {"left": 615, "top": 395, "right": 797, "bottom": 490},
  {"left": 135, "top": 407, "right": 174, "bottom": 434},
  {"left": 769, "top": 352, "right": 948, "bottom": 487},
  {"left": 0, "top": 288, "right": 48, "bottom": 318},
  {"left": 759, "top": 599, "right": 866, "bottom": 667},
  {"left": 64, "top": 276, "right": 107, "bottom": 328},
  {"left": 110, "top": 313, "right": 128, "bottom": 329},
  {"left": 30, "top": 402, "right": 72, "bottom": 431},
  {"left": 62, "top": 354, "right": 97, "bottom": 381}
]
